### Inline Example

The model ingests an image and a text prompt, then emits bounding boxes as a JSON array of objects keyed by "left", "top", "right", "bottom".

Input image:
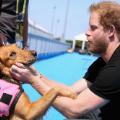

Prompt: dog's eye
[{"left": 9, "top": 52, "right": 16, "bottom": 59}]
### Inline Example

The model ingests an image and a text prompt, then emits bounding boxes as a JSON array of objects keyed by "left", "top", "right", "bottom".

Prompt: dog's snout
[{"left": 31, "top": 50, "right": 37, "bottom": 57}]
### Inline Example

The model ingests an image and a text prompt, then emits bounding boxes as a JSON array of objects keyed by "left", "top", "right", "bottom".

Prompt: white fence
[{"left": 17, "top": 33, "right": 71, "bottom": 60}]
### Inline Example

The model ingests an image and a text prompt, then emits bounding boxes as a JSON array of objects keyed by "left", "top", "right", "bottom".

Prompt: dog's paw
[{"left": 54, "top": 87, "right": 77, "bottom": 99}]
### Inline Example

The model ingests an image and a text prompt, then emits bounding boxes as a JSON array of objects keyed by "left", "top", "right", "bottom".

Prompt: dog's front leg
[
  {"left": 11, "top": 89, "right": 61, "bottom": 120},
  {"left": 12, "top": 87, "right": 76, "bottom": 120}
]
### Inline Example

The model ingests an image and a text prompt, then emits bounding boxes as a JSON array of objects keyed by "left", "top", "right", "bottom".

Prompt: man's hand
[{"left": 10, "top": 63, "right": 40, "bottom": 83}]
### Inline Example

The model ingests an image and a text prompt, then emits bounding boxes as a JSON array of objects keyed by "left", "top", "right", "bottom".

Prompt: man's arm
[
  {"left": 11, "top": 63, "right": 89, "bottom": 94},
  {"left": 29, "top": 76, "right": 109, "bottom": 118},
  {"left": 53, "top": 88, "right": 108, "bottom": 118},
  {"left": 10, "top": 64, "right": 109, "bottom": 118},
  {"left": 40, "top": 74, "right": 88, "bottom": 94},
  {"left": 70, "top": 78, "right": 92, "bottom": 94}
]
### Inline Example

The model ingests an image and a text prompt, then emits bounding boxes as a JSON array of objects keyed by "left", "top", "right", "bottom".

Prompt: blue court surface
[{"left": 22, "top": 52, "right": 97, "bottom": 120}]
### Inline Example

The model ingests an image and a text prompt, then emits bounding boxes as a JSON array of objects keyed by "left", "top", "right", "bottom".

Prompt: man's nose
[{"left": 85, "top": 28, "right": 92, "bottom": 37}]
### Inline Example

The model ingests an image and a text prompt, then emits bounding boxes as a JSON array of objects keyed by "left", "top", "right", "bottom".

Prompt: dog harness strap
[
  {"left": 9, "top": 89, "right": 23, "bottom": 115},
  {"left": 0, "top": 79, "right": 21, "bottom": 117}
]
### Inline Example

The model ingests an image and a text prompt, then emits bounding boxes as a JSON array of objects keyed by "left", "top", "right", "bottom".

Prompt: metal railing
[{"left": 17, "top": 33, "right": 71, "bottom": 60}]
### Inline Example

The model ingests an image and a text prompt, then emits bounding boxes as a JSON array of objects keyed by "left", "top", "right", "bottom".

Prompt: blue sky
[{"left": 29, "top": 0, "right": 120, "bottom": 40}]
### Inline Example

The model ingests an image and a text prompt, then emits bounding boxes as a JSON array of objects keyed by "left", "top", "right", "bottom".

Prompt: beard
[{"left": 87, "top": 40, "right": 108, "bottom": 54}]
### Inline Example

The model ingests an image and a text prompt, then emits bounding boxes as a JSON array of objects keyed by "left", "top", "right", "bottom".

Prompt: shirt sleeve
[
  {"left": 84, "top": 57, "right": 106, "bottom": 82},
  {"left": 89, "top": 64, "right": 120, "bottom": 100}
]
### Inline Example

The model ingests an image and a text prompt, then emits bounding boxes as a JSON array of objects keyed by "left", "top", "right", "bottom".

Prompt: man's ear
[{"left": 108, "top": 25, "right": 116, "bottom": 38}]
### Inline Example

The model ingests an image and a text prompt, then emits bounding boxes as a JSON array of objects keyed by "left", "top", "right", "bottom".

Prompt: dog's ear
[{"left": 0, "top": 51, "right": 8, "bottom": 63}]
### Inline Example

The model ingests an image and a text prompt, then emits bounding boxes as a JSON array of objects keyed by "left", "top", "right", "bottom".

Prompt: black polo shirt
[{"left": 84, "top": 46, "right": 120, "bottom": 120}]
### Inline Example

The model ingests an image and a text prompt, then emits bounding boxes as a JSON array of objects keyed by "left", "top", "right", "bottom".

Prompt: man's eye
[{"left": 90, "top": 26, "right": 97, "bottom": 31}]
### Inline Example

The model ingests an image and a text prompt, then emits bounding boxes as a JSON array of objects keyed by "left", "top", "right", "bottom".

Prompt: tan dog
[
  {"left": 0, "top": 44, "right": 36, "bottom": 83},
  {"left": 0, "top": 44, "right": 76, "bottom": 120}
]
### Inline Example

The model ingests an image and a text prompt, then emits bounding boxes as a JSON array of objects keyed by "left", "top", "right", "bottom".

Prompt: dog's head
[{"left": 0, "top": 44, "right": 36, "bottom": 80}]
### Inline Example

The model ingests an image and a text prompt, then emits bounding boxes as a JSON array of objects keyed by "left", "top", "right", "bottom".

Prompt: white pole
[
  {"left": 81, "top": 41, "right": 86, "bottom": 50},
  {"left": 62, "top": 0, "right": 70, "bottom": 40},
  {"left": 51, "top": 6, "right": 56, "bottom": 35},
  {"left": 72, "top": 39, "right": 76, "bottom": 50}
]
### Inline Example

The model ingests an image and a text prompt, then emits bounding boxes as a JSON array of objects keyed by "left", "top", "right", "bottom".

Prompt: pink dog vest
[{"left": 0, "top": 79, "right": 23, "bottom": 117}]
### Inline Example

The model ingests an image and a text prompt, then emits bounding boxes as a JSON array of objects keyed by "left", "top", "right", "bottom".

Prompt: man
[
  {"left": 0, "top": 0, "right": 29, "bottom": 48},
  {"left": 11, "top": 1, "right": 120, "bottom": 120}
]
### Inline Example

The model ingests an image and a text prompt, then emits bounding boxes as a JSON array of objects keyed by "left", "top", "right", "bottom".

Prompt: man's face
[{"left": 86, "top": 12, "right": 109, "bottom": 54}]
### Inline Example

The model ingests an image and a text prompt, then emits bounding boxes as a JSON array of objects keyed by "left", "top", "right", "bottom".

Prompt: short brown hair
[{"left": 89, "top": 1, "right": 120, "bottom": 38}]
